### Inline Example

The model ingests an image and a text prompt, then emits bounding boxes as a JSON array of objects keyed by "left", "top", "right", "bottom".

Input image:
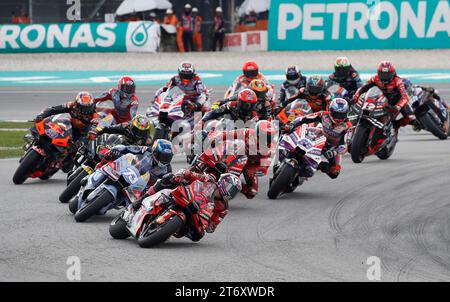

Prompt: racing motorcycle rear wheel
[
  {"left": 419, "top": 112, "right": 448, "bottom": 140},
  {"left": 267, "top": 162, "right": 297, "bottom": 200},
  {"left": 137, "top": 215, "right": 183, "bottom": 248},
  {"left": 74, "top": 189, "right": 114, "bottom": 222},
  {"left": 12, "top": 149, "right": 42, "bottom": 184}
]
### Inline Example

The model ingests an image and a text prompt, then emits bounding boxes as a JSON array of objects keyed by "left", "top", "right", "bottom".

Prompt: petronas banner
[{"left": 0, "top": 22, "right": 160, "bottom": 53}]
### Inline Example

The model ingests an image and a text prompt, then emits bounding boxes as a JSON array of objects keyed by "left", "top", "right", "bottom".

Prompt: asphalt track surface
[{"left": 1, "top": 85, "right": 450, "bottom": 281}]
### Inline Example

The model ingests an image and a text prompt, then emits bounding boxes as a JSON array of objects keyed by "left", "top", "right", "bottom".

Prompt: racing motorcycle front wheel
[
  {"left": 74, "top": 189, "right": 114, "bottom": 222},
  {"left": 267, "top": 162, "right": 297, "bottom": 200},
  {"left": 109, "top": 214, "right": 131, "bottom": 239},
  {"left": 137, "top": 215, "right": 183, "bottom": 248},
  {"left": 12, "top": 149, "right": 42, "bottom": 184}
]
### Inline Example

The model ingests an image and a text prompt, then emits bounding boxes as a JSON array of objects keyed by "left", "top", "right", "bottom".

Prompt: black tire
[
  {"left": 419, "top": 113, "right": 448, "bottom": 140},
  {"left": 74, "top": 189, "right": 114, "bottom": 222},
  {"left": 138, "top": 215, "right": 183, "bottom": 248},
  {"left": 376, "top": 147, "right": 393, "bottom": 160},
  {"left": 109, "top": 215, "right": 131, "bottom": 239},
  {"left": 12, "top": 150, "right": 42, "bottom": 184},
  {"left": 350, "top": 124, "right": 370, "bottom": 163},
  {"left": 267, "top": 163, "right": 297, "bottom": 200},
  {"left": 59, "top": 170, "right": 88, "bottom": 203},
  {"left": 68, "top": 196, "right": 79, "bottom": 214}
]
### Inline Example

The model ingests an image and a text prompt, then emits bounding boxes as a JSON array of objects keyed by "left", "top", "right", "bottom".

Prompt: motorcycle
[
  {"left": 268, "top": 124, "right": 326, "bottom": 199},
  {"left": 146, "top": 87, "right": 197, "bottom": 141},
  {"left": 13, "top": 114, "right": 72, "bottom": 184},
  {"left": 109, "top": 176, "right": 216, "bottom": 248},
  {"left": 69, "top": 152, "right": 150, "bottom": 222},
  {"left": 59, "top": 133, "right": 123, "bottom": 203},
  {"left": 409, "top": 85, "right": 449, "bottom": 140},
  {"left": 350, "top": 87, "right": 398, "bottom": 163},
  {"left": 276, "top": 99, "right": 313, "bottom": 129}
]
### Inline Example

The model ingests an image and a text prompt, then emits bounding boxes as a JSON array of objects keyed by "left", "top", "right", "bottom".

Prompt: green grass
[
  {"left": 0, "top": 123, "right": 27, "bottom": 158},
  {"left": 0, "top": 121, "right": 33, "bottom": 129},
  {"left": 0, "top": 149, "right": 23, "bottom": 158},
  {"left": 0, "top": 130, "right": 27, "bottom": 147}
]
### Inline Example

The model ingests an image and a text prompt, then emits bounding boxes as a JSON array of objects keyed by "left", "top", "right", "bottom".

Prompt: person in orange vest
[
  {"left": 163, "top": 8, "right": 184, "bottom": 53},
  {"left": 192, "top": 7, "right": 203, "bottom": 52},
  {"left": 181, "top": 4, "right": 195, "bottom": 52}
]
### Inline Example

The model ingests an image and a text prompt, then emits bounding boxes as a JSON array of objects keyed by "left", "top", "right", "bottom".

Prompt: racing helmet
[
  {"left": 217, "top": 173, "right": 242, "bottom": 201},
  {"left": 131, "top": 114, "right": 151, "bottom": 139},
  {"left": 334, "top": 57, "right": 352, "bottom": 80},
  {"left": 329, "top": 98, "right": 349, "bottom": 125},
  {"left": 178, "top": 61, "right": 195, "bottom": 83},
  {"left": 256, "top": 120, "right": 277, "bottom": 155},
  {"left": 152, "top": 139, "right": 174, "bottom": 167},
  {"left": 249, "top": 79, "right": 268, "bottom": 102},
  {"left": 237, "top": 89, "right": 257, "bottom": 115},
  {"left": 377, "top": 61, "right": 396, "bottom": 85},
  {"left": 306, "top": 75, "right": 326, "bottom": 96},
  {"left": 285, "top": 65, "right": 302, "bottom": 85},
  {"left": 242, "top": 61, "right": 259, "bottom": 80},
  {"left": 75, "top": 91, "right": 96, "bottom": 116},
  {"left": 118, "top": 76, "right": 136, "bottom": 95}
]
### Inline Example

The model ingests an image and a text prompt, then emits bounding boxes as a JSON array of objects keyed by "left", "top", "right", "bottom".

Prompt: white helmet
[
  {"left": 216, "top": 7, "right": 223, "bottom": 13},
  {"left": 185, "top": 4, "right": 192, "bottom": 9},
  {"left": 166, "top": 8, "right": 173, "bottom": 15},
  {"left": 192, "top": 7, "right": 199, "bottom": 13}
]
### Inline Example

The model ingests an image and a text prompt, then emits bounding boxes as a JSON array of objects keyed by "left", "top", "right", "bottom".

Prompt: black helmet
[
  {"left": 285, "top": 65, "right": 301, "bottom": 84},
  {"left": 306, "top": 75, "right": 326, "bottom": 95},
  {"left": 334, "top": 57, "right": 351, "bottom": 80}
]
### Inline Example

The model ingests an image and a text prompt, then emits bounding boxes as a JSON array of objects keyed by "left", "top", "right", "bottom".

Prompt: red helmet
[
  {"left": 242, "top": 61, "right": 259, "bottom": 80},
  {"left": 118, "top": 76, "right": 136, "bottom": 95},
  {"left": 237, "top": 89, "right": 257, "bottom": 115},
  {"left": 377, "top": 61, "right": 396, "bottom": 84}
]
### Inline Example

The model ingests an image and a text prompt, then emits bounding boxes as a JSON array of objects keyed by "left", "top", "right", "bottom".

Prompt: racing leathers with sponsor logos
[{"left": 287, "top": 111, "right": 351, "bottom": 179}]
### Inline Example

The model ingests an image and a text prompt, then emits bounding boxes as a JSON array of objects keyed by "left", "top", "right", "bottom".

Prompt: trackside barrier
[
  {"left": 0, "top": 22, "right": 161, "bottom": 53},
  {"left": 224, "top": 31, "right": 268, "bottom": 52},
  {"left": 268, "top": 0, "right": 450, "bottom": 50}
]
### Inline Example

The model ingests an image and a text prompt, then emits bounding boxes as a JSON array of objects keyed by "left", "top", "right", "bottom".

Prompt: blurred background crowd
[{"left": 0, "top": 0, "right": 270, "bottom": 52}]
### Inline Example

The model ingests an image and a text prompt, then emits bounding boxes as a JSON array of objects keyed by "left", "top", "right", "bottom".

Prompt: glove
[
  {"left": 35, "top": 114, "right": 44, "bottom": 122},
  {"left": 87, "top": 128, "right": 98, "bottom": 141},
  {"left": 173, "top": 169, "right": 190, "bottom": 183},
  {"left": 161, "top": 173, "right": 175, "bottom": 185},
  {"left": 324, "top": 149, "right": 338, "bottom": 160},
  {"left": 105, "top": 148, "right": 121, "bottom": 160},
  {"left": 283, "top": 123, "right": 296, "bottom": 134}
]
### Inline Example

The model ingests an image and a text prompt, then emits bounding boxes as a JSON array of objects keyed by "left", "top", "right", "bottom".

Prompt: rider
[
  {"left": 353, "top": 61, "right": 418, "bottom": 130},
  {"left": 94, "top": 76, "right": 138, "bottom": 124},
  {"left": 35, "top": 91, "right": 98, "bottom": 172},
  {"left": 90, "top": 114, "right": 153, "bottom": 146},
  {"left": 154, "top": 61, "right": 210, "bottom": 113},
  {"left": 202, "top": 89, "right": 259, "bottom": 124},
  {"left": 327, "top": 57, "right": 363, "bottom": 99},
  {"left": 283, "top": 75, "right": 332, "bottom": 112},
  {"left": 104, "top": 139, "right": 174, "bottom": 185},
  {"left": 204, "top": 120, "right": 278, "bottom": 199},
  {"left": 285, "top": 98, "right": 351, "bottom": 179},
  {"left": 227, "top": 61, "right": 268, "bottom": 99},
  {"left": 249, "top": 79, "right": 276, "bottom": 120},
  {"left": 278, "top": 66, "right": 307, "bottom": 107},
  {"left": 143, "top": 170, "right": 241, "bottom": 241}
]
